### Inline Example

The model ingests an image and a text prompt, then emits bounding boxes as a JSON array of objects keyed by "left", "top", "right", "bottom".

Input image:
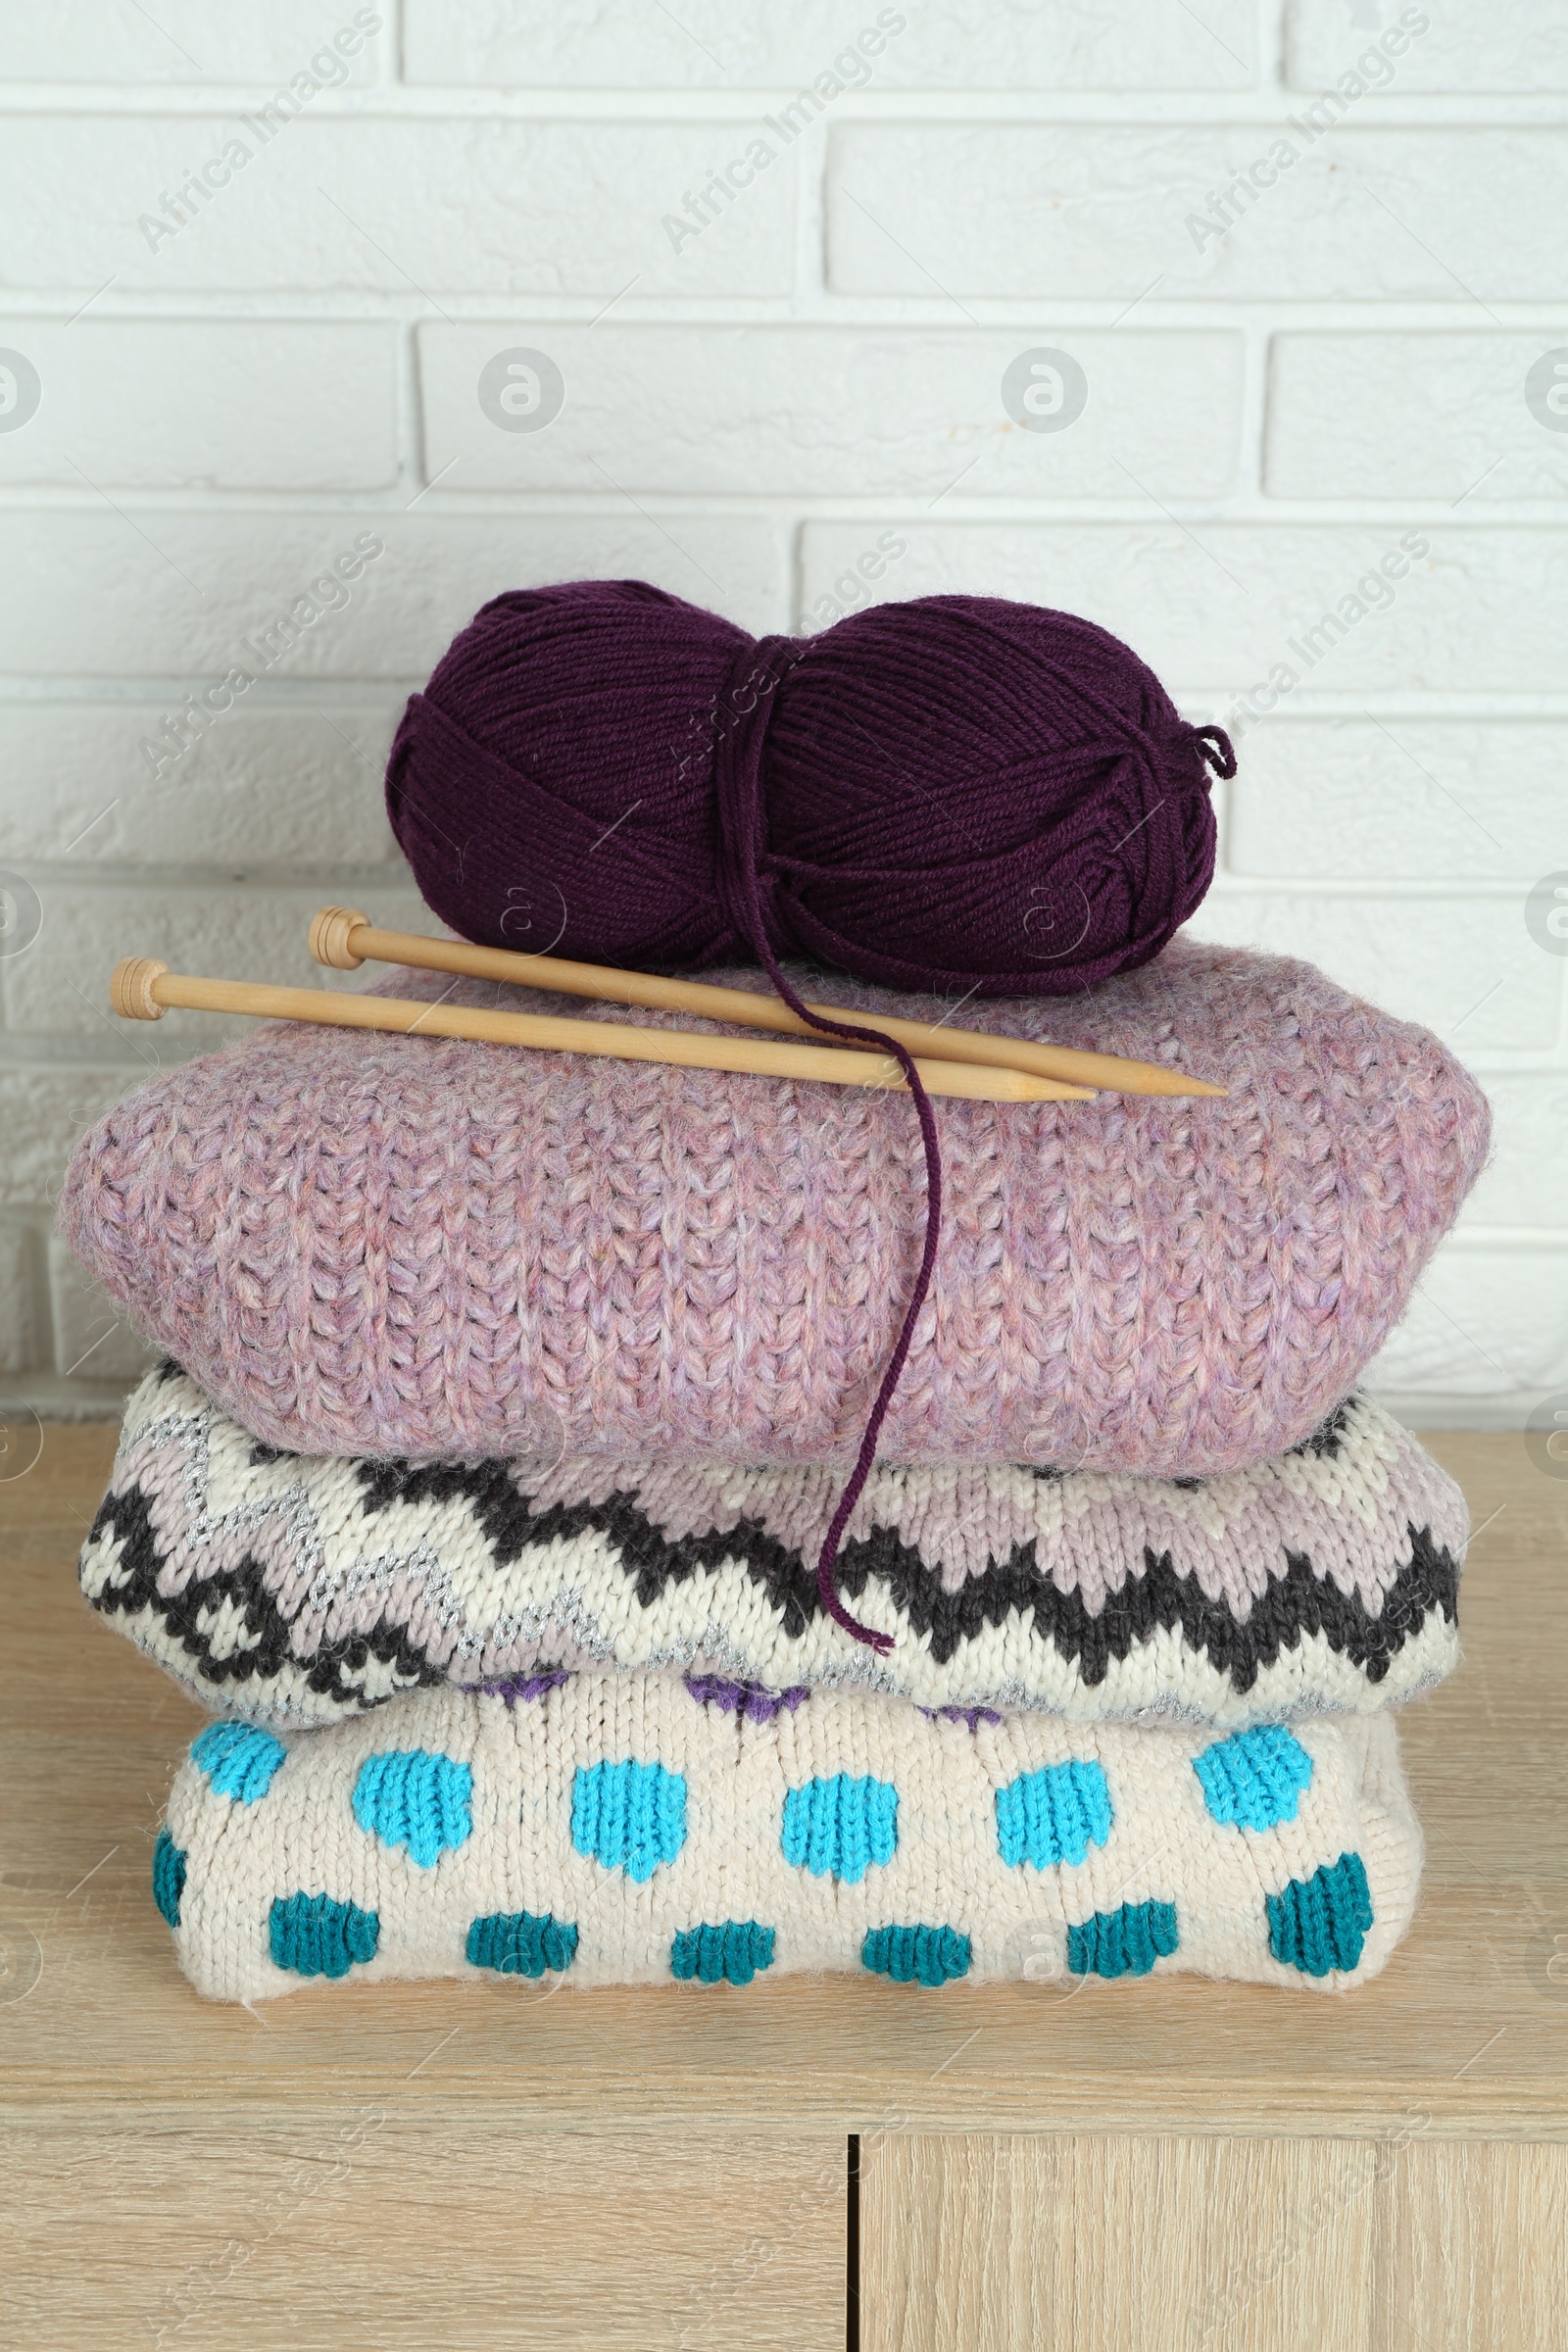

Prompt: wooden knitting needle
[
  {"left": 109, "top": 957, "right": 1094, "bottom": 1104},
  {"left": 309, "top": 906, "right": 1225, "bottom": 1100}
]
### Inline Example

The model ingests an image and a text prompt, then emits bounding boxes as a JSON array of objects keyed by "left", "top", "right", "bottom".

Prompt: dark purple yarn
[
  {"left": 385, "top": 580, "right": 1232, "bottom": 1652},
  {"left": 385, "top": 580, "right": 1228, "bottom": 997},
  {"left": 480, "top": 1667, "right": 572, "bottom": 1707},
  {"left": 685, "top": 1676, "right": 811, "bottom": 1723}
]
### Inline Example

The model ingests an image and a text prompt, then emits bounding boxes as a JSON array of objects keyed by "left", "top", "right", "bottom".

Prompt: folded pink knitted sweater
[{"left": 58, "top": 939, "right": 1488, "bottom": 1473}]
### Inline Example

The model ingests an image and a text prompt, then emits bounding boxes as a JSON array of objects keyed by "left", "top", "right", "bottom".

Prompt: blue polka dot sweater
[{"left": 154, "top": 1671, "right": 1420, "bottom": 2001}]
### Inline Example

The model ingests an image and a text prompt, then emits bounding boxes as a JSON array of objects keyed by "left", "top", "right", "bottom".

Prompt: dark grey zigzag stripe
[
  {"left": 357, "top": 1453, "right": 1458, "bottom": 1686},
  {"left": 85, "top": 1481, "right": 449, "bottom": 1709},
  {"left": 87, "top": 1446, "right": 1459, "bottom": 1706}
]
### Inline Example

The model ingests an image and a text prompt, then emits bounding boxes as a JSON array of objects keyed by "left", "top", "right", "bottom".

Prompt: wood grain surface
[
  {"left": 859, "top": 2132, "right": 1568, "bottom": 2352},
  {"left": 10, "top": 2123, "right": 845, "bottom": 2351}
]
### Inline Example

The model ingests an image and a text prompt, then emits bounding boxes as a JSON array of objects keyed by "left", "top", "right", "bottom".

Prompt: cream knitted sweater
[{"left": 155, "top": 1672, "right": 1421, "bottom": 2002}]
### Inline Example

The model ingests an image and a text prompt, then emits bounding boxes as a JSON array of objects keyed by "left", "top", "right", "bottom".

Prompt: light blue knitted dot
[
  {"left": 191, "top": 1722, "right": 287, "bottom": 1805},
  {"left": 1192, "top": 1725, "right": 1313, "bottom": 1832},
  {"left": 995, "top": 1758, "right": 1112, "bottom": 1870},
  {"left": 352, "top": 1748, "right": 473, "bottom": 1868},
  {"left": 571, "top": 1759, "right": 687, "bottom": 1883},
  {"left": 780, "top": 1774, "right": 898, "bottom": 1885}
]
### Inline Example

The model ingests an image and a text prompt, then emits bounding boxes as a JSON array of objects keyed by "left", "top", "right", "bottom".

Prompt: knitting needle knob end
[
  {"left": 112, "top": 956, "right": 170, "bottom": 1021},
  {"left": 309, "top": 905, "right": 368, "bottom": 970}
]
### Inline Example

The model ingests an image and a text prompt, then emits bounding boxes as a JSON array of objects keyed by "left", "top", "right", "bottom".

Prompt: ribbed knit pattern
[
  {"left": 156, "top": 1675, "right": 1422, "bottom": 2002},
  {"left": 268, "top": 1890, "right": 379, "bottom": 1979},
  {"left": 351, "top": 1748, "right": 472, "bottom": 1869},
  {"left": 1066, "top": 1898, "right": 1181, "bottom": 1981},
  {"left": 80, "top": 1366, "right": 1466, "bottom": 1730},
  {"left": 189, "top": 1723, "right": 286, "bottom": 1805},
  {"left": 466, "top": 1908, "right": 579, "bottom": 1978},
  {"left": 1265, "top": 1853, "right": 1377, "bottom": 1978},
  {"left": 670, "top": 1921, "right": 775, "bottom": 1985},
  {"left": 56, "top": 939, "right": 1490, "bottom": 1478}
]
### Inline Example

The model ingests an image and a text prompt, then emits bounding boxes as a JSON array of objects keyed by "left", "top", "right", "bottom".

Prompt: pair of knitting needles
[{"left": 109, "top": 908, "right": 1226, "bottom": 1104}]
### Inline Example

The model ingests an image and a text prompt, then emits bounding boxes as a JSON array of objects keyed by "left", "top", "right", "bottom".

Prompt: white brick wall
[
  {"left": 826, "top": 124, "right": 1568, "bottom": 304},
  {"left": 1, "top": 0, "right": 1564, "bottom": 1431},
  {"left": 418, "top": 324, "right": 1245, "bottom": 498},
  {"left": 400, "top": 4, "right": 1261, "bottom": 92},
  {"left": 0, "top": 321, "right": 399, "bottom": 488}
]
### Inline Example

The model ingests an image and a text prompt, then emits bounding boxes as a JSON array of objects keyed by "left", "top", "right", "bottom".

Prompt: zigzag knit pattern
[
  {"left": 79, "top": 1367, "right": 1466, "bottom": 1730},
  {"left": 155, "top": 1674, "right": 1423, "bottom": 2002},
  {"left": 56, "top": 939, "right": 1491, "bottom": 1477}
]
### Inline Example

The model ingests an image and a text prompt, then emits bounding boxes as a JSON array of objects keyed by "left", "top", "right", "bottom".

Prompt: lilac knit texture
[{"left": 56, "top": 938, "right": 1490, "bottom": 1475}]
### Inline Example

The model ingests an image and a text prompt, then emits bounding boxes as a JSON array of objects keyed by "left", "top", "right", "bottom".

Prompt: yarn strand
[
  {"left": 755, "top": 942, "right": 940, "bottom": 1656},
  {"left": 712, "top": 637, "right": 942, "bottom": 1653}
]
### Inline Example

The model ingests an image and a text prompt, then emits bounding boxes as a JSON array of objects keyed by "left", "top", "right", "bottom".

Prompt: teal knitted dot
[
  {"left": 352, "top": 1748, "right": 472, "bottom": 1869},
  {"left": 1266, "top": 1851, "right": 1373, "bottom": 1978},
  {"left": 152, "top": 1827, "right": 185, "bottom": 1929},
  {"left": 1066, "top": 1898, "right": 1179, "bottom": 1980},
  {"left": 780, "top": 1774, "right": 898, "bottom": 1885},
  {"left": 670, "top": 1921, "right": 776, "bottom": 1986},
  {"left": 571, "top": 1759, "right": 687, "bottom": 1883},
  {"left": 1192, "top": 1724, "right": 1313, "bottom": 1832},
  {"left": 191, "top": 1722, "right": 286, "bottom": 1805},
  {"left": 861, "top": 1924, "right": 971, "bottom": 1985},
  {"left": 270, "top": 1891, "right": 379, "bottom": 1979},
  {"left": 995, "top": 1758, "right": 1112, "bottom": 1870},
  {"left": 466, "top": 1909, "right": 578, "bottom": 1978}
]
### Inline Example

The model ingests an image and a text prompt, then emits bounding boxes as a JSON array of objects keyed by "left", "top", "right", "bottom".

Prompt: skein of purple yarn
[
  {"left": 386, "top": 580, "right": 1230, "bottom": 996},
  {"left": 385, "top": 580, "right": 1233, "bottom": 1650}
]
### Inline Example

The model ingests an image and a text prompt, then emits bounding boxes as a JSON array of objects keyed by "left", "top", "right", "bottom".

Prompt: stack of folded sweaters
[{"left": 59, "top": 935, "right": 1489, "bottom": 2002}]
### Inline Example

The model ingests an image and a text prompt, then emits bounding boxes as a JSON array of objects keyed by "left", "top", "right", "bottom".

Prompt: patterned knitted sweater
[
  {"left": 153, "top": 1674, "right": 1421, "bottom": 2001},
  {"left": 83, "top": 1364, "right": 1464, "bottom": 1731},
  {"left": 57, "top": 939, "right": 1490, "bottom": 1476}
]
